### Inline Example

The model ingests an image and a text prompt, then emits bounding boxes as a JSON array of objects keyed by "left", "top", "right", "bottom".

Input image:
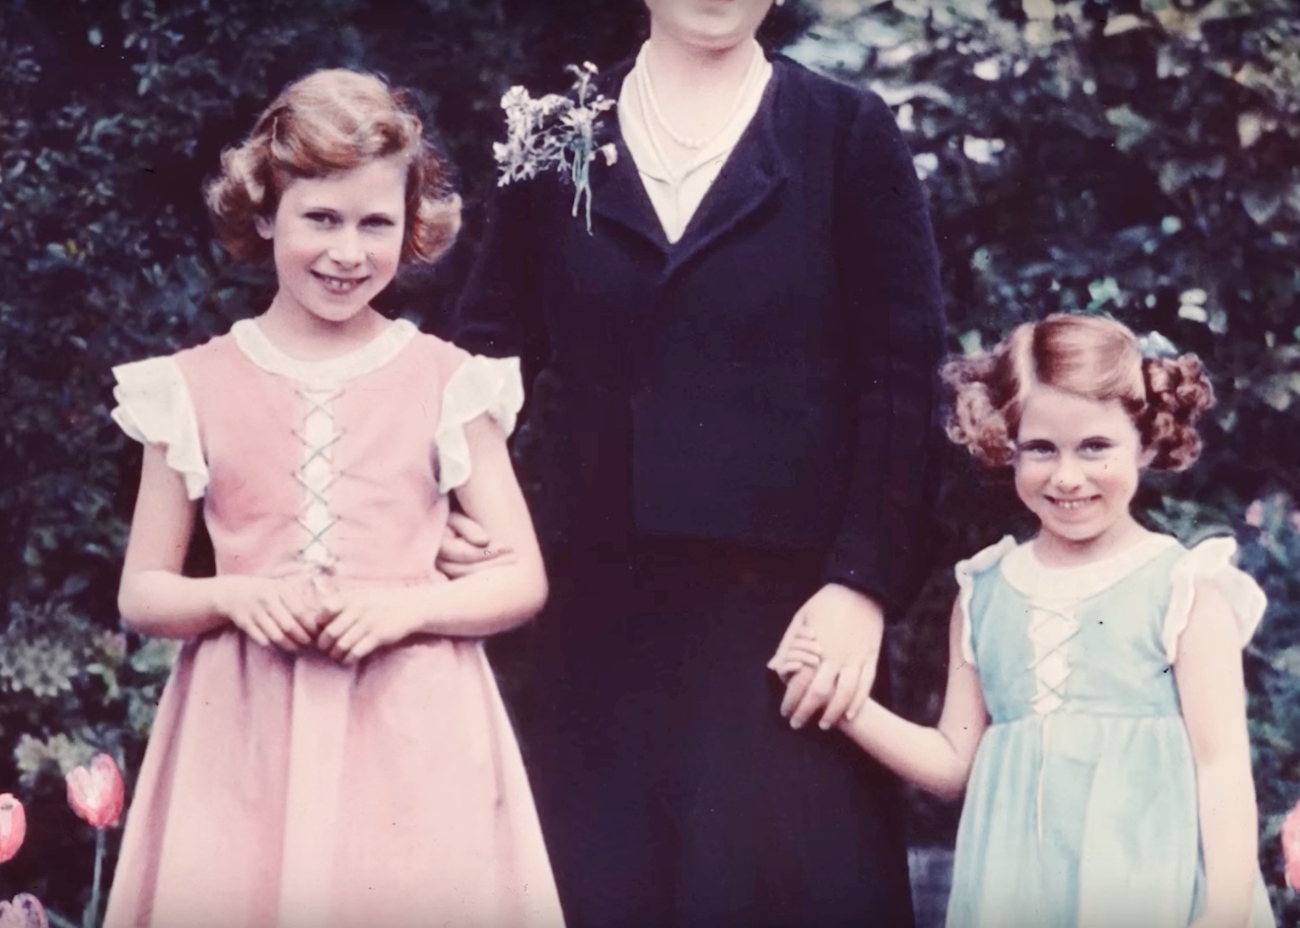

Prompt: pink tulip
[
  {"left": 65, "top": 754, "right": 124, "bottom": 830},
  {"left": 1283, "top": 797, "right": 1300, "bottom": 890},
  {"left": 0, "top": 894, "right": 47, "bottom": 928},
  {"left": 0, "top": 795, "right": 24, "bottom": 864}
]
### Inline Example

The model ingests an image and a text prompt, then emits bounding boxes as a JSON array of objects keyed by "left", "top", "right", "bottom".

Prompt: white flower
[
  {"left": 913, "top": 152, "right": 939, "bottom": 180},
  {"left": 962, "top": 136, "right": 1006, "bottom": 164},
  {"left": 973, "top": 58, "right": 1002, "bottom": 81},
  {"left": 492, "top": 63, "right": 616, "bottom": 232}
]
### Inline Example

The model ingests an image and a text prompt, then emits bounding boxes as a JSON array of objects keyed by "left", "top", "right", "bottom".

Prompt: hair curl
[
  {"left": 205, "top": 69, "right": 460, "bottom": 266},
  {"left": 943, "top": 314, "right": 1214, "bottom": 471}
]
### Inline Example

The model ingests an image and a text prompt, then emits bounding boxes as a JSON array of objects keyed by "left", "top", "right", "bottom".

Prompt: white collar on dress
[
  {"left": 1000, "top": 532, "right": 1180, "bottom": 603},
  {"left": 230, "top": 317, "right": 417, "bottom": 387}
]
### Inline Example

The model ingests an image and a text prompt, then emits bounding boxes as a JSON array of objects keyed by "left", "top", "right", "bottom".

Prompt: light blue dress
[{"left": 946, "top": 532, "right": 1275, "bottom": 928}]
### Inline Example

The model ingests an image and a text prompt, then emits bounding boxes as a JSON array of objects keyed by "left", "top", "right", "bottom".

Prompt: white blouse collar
[
  {"left": 230, "top": 317, "right": 417, "bottom": 386},
  {"left": 1000, "top": 532, "right": 1180, "bottom": 603},
  {"left": 620, "top": 39, "right": 773, "bottom": 182}
]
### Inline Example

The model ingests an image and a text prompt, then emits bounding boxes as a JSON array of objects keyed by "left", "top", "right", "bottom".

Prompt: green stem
[
  {"left": 46, "top": 910, "right": 79, "bottom": 928},
  {"left": 84, "top": 829, "right": 105, "bottom": 928}
]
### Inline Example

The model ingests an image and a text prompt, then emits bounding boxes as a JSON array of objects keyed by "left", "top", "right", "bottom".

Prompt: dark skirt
[{"left": 512, "top": 538, "right": 915, "bottom": 928}]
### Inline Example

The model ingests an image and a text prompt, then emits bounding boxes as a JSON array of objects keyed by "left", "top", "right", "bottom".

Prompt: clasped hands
[
  {"left": 768, "top": 582, "right": 885, "bottom": 731},
  {"left": 214, "top": 573, "right": 421, "bottom": 665}
]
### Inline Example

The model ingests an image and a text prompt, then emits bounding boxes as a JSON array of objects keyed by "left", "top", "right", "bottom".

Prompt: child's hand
[
  {"left": 316, "top": 587, "right": 423, "bottom": 664},
  {"left": 778, "top": 584, "right": 884, "bottom": 731},
  {"left": 766, "top": 621, "right": 824, "bottom": 682},
  {"left": 213, "top": 575, "right": 320, "bottom": 652},
  {"left": 436, "top": 511, "right": 516, "bottom": 579}
]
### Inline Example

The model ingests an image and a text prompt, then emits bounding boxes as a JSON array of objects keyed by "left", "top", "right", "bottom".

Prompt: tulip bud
[
  {"left": 65, "top": 754, "right": 125, "bottom": 830},
  {"left": 0, "top": 795, "right": 25, "bottom": 864},
  {"left": 1283, "top": 797, "right": 1300, "bottom": 891},
  {"left": 0, "top": 893, "right": 47, "bottom": 928}
]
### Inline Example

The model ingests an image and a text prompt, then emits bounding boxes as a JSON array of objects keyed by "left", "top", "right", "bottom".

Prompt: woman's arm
[
  {"left": 783, "top": 88, "right": 947, "bottom": 731},
  {"left": 821, "top": 88, "right": 946, "bottom": 616},
  {"left": 1176, "top": 579, "right": 1259, "bottom": 928},
  {"left": 838, "top": 600, "right": 987, "bottom": 800},
  {"left": 118, "top": 444, "right": 318, "bottom": 649},
  {"left": 318, "top": 413, "right": 547, "bottom": 663}
]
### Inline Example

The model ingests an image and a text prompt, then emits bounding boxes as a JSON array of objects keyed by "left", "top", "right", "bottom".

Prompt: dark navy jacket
[{"left": 454, "top": 53, "right": 946, "bottom": 616}]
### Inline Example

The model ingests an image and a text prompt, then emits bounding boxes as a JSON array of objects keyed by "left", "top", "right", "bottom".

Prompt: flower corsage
[{"left": 492, "top": 62, "right": 618, "bottom": 233}]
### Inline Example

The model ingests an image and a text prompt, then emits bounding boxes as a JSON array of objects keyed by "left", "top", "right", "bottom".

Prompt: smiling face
[
  {"left": 644, "top": 0, "right": 777, "bottom": 52},
  {"left": 1014, "top": 385, "right": 1155, "bottom": 564},
  {"left": 255, "top": 155, "right": 407, "bottom": 330}
]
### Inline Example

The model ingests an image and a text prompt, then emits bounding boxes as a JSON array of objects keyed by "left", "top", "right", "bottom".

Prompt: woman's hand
[
  {"left": 315, "top": 587, "right": 425, "bottom": 664},
  {"left": 778, "top": 584, "right": 884, "bottom": 730},
  {"left": 212, "top": 574, "right": 321, "bottom": 652},
  {"left": 435, "top": 511, "right": 516, "bottom": 579}
]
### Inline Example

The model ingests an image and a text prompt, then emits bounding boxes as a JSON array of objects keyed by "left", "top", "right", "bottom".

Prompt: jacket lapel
[
  {"left": 587, "top": 60, "right": 669, "bottom": 253},
  {"left": 661, "top": 69, "right": 788, "bottom": 283}
]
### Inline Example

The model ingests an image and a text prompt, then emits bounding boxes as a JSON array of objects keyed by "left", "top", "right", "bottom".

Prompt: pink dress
[{"left": 104, "top": 319, "right": 563, "bottom": 928}]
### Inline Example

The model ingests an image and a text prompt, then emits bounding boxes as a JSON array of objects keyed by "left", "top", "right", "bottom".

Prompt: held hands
[
  {"left": 212, "top": 574, "right": 322, "bottom": 653},
  {"left": 768, "top": 583, "right": 885, "bottom": 731},
  {"left": 213, "top": 574, "right": 424, "bottom": 664},
  {"left": 315, "top": 586, "right": 424, "bottom": 665}
]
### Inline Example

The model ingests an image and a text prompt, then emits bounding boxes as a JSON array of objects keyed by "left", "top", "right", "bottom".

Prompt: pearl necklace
[{"left": 635, "top": 41, "right": 761, "bottom": 154}]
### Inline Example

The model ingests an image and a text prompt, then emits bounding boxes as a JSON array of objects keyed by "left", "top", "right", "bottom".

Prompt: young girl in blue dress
[{"left": 773, "top": 313, "right": 1275, "bottom": 927}]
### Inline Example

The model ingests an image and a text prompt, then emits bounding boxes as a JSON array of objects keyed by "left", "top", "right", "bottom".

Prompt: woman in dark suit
[{"left": 445, "top": 1, "right": 946, "bottom": 924}]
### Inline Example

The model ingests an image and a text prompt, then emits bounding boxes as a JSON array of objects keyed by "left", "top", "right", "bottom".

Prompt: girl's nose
[
  {"left": 326, "top": 229, "right": 364, "bottom": 267},
  {"left": 1052, "top": 456, "right": 1084, "bottom": 490}
]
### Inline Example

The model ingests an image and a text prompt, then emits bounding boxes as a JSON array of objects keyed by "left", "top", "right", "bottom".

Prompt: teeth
[
  {"left": 318, "top": 274, "right": 363, "bottom": 294},
  {"left": 1054, "top": 499, "right": 1090, "bottom": 510}
]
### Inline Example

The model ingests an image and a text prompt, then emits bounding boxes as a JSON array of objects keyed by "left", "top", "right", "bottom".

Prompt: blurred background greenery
[{"left": 0, "top": 0, "right": 1296, "bottom": 921}]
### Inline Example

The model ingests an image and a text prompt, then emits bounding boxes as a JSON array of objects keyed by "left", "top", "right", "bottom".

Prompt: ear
[
  {"left": 1138, "top": 445, "right": 1157, "bottom": 469},
  {"left": 254, "top": 213, "right": 275, "bottom": 240}
]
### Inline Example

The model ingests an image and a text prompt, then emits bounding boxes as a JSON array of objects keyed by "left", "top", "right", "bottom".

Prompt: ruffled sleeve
[
  {"left": 111, "top": 356, "right": 209, "bottom": 500},
  {"left": 435, "top": 355, "right": 525, "bottom": 495},
  {"left": 954, "top": 536, "right": 1018, "bottom": 666},
  {"left": 1162, "top": 537, "right": 1267, "bottom": 662}
]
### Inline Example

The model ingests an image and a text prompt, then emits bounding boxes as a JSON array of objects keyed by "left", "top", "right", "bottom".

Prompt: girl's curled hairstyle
[
  {"left": 943, "top": 313, "right": 1214, "bottom": 471},
  {"left": 205, "top": 69, "right": 460, "bottom": 265}
]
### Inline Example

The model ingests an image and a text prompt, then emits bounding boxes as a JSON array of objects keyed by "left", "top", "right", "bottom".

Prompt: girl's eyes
[
  {"left": 302, "top": 212, "right": 396, "bottom": 229},
  {"left": 1017, "top": 439, "right": 1116, "bottom": 457}
]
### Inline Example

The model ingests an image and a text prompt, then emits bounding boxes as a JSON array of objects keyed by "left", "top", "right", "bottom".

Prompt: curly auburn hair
[
  {"left": 943, "top": 314, "right": 1214, "bottom": 471},
  {"left": 205, "top": 69, "right": 460, "bottom": 265}
]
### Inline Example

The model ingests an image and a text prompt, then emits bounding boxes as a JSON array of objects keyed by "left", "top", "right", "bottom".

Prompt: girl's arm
[
  {"left": 1175, "top": 579, "right": 1259, "bottom": 928},
  {"left": 118, "top": 444, "right": 317, "bottom": 650},
  {"left": 836, "top": 600, "right": 988, "bottom": 800},
  {"left": 318, "top": 413, "right": 547, "bottom": 663}
]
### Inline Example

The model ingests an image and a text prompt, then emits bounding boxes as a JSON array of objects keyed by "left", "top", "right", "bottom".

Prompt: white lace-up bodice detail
[
  {"left": 293, "top": 386, "right": 343, "bottom": 569},
  {"left": 1026, "top": 601, "right": 1081, "bottom": 716}
]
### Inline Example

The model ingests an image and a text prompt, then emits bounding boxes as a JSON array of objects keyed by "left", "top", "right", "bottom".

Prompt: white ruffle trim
[
  {"left": 111, "top": 356, "right": 209, "bottom": 500},
  {"left": 954, "top": 536, "right": 1018, "bottom": 666},
  {"left": 435, "top": 355, "right": 524, "bottom": 495},
  {"left": 1162, "top": 537, "right": 1267, "bottom": 662}
]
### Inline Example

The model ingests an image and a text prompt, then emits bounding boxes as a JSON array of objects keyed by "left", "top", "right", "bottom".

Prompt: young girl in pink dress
[
  {"left": 103, "top": 69, "right": 563, "bottom": 928},
  {"left": 773, "top": 314, "right": 1274, "bottom": 927}
]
